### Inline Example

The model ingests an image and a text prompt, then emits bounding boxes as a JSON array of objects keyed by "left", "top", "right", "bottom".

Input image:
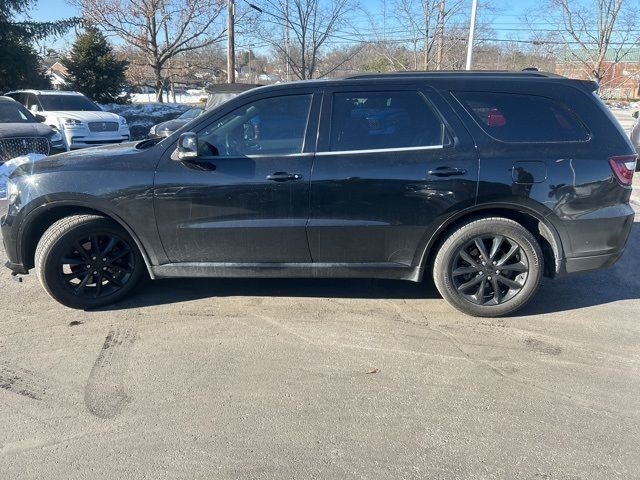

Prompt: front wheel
[
  {"left": 432, "top": 217, "right": 543, "bottom": 317},
  {"left": 35, "top": 214, "right": 145, "bottom": 309}
]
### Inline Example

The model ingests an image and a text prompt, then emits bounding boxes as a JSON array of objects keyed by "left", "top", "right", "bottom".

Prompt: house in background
[
  {"left": 555, "top": 49, "right": 640, "bottom": 99},
  {"left": 45, "top": 62, "right": 70, "bottom": 89}
]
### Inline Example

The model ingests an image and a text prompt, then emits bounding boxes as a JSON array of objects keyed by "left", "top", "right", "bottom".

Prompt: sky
[{"left": 24, "top": 0, "right": 543, "bottom": 53}]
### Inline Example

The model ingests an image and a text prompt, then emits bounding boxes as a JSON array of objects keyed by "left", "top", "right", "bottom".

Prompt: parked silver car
[
  {"left": 148, "top": 107, "right": 203, "bottom": 138},
  {"left": 631, "top": 111, "right": 640, "bottom": 170}
]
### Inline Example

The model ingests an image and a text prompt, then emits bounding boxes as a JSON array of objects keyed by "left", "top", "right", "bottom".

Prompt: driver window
[{"left": 198, "top": 94, "right": 312, "bottom": 156}]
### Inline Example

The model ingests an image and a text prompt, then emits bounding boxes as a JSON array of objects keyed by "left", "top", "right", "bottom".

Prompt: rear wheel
[
  {"left": 35, "top": 214, "right": 144, "bottom": 309},
  {"left": 432, "top": 217, "right": 543, "bottom": 317}
]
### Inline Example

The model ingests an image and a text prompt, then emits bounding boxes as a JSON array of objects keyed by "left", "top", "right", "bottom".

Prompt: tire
[
  {"left": 35, "top": 214, "right": 144, "bottom": 309},
  {"left": 432, "top": 217, "right": 543, "bottom": 317}
]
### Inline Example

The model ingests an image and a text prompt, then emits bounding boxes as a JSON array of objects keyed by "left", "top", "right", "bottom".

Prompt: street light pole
[
  {"left": 435, "top": 0, "right": 445, "bottom": 70},
  {"left": 163, "top": 17, "right": 175, "bottom": 102},
  {"left": 227, "top": 0, "right": 236, "bottom": 83},
  {"left": 465, "top": 0, "right": 478, "bottom": 70}
]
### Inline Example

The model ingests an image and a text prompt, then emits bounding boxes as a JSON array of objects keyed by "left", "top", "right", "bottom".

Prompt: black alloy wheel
[
  {"left": 433, "top": 217, "right": 543, "bottom": 317},
  {"left": 57, "top": 233, "right": 136, "bottom": 299},
  {"left": 35, "top": 215, "right": 144, "bottom": 309},
  {"left": 451, "top": 235, "right": 529, "bottom": 306}
]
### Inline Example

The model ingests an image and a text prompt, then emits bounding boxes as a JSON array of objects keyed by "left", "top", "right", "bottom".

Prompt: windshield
[
  {"left": 38, "top": 94, "right": 102, "bottom": 112},
  {"left": 178, "top": 108, "right": 203, "bottom": 120},
  {"left": 0, "top": 101, "right": 36, "bottom": 123}
]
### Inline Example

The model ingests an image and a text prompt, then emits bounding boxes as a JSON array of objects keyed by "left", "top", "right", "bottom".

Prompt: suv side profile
[{"left": 1, "top": 71, "right": 636, "bottom": 316}]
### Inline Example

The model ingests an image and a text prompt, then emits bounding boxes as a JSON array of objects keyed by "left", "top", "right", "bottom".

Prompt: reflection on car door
[
  {"left": 154, "top": 90, "right": 321, "bottom": 264},
  {"left": 308, "top": 86, "right": 479, "bottom": 267}
]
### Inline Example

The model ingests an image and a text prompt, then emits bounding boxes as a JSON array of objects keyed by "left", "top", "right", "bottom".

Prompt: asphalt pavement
[{"left": 0, "top": 177, "right": 639, "bottom": 480}]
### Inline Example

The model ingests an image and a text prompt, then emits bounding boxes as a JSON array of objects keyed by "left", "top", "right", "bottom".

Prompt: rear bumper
[
  {"left": 555, "top": 204, "right": 634, "bottom": 276},
  {"left": 560, "top": 249, "right": 625, "bottom": 275}
]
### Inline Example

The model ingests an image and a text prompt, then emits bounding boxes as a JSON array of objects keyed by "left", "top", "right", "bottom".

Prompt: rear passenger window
[
  {"left": 330, "top": 91, "right": 447, "bottom": 152},
  {"left": 453, "top": 91, "right": 589, "bottom": 143}
]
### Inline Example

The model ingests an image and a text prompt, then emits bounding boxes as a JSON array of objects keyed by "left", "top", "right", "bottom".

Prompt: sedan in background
[
  {"left": 148, "top": 107, "right": 203, "bottom": 138},
  {"left": 0, "top": 96, "right": 65, "bottom": 164}
]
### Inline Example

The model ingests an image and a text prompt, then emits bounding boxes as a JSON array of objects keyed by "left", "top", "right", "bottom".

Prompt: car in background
[
  {"left": 4, "top": 90, "right": 130, "bottom": 150},
  {"left": 631, "top": 111, "right": 640, "bottom": 170},
  {"left": 204, "top": 83, "right": 261, "bottom": 111},
  {"left": 147, "top": 84, "right": 261, "bottom": 138},
  {"left": 0, "top": 96, "right": 65, "bottom": 164},
  {"left": 148, "top": 107, "right": 203, "bottom": 138}
]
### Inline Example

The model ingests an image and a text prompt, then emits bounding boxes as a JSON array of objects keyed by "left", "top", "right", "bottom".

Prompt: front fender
[{"left": 16, "top": 196, "right": 161, "bottom": 279}]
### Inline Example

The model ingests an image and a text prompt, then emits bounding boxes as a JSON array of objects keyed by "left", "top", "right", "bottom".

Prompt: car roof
[
  {"left": 0, "top": 95, "right": 20, "bottom": 103},
  {"left": 5, "top": 89, "right": 85, "bottom": 96},
  {"left": 243, "top": 70, "right": 596, "bottom": 95}
]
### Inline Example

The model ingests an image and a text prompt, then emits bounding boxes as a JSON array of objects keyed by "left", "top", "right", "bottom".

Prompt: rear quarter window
[{"left": 453, "top": 91, "right": 590, "bottom": 143}]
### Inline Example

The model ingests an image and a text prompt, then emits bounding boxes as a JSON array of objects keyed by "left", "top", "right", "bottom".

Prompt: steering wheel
[{"left": 224, "top": 132, "right": 243, "bottom": 156}]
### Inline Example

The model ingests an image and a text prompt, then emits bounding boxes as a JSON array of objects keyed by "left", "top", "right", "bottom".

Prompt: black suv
[
  {"left": 1, "top": 71, "right": 636, "bottom": 316},
  {"left": 0, "top": 96, "right": 65, "bottom": 163}
]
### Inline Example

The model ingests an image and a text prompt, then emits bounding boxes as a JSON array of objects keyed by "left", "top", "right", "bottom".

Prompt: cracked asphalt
[{"left": 0, "top": 182, "right": 638, "bottom": 480}]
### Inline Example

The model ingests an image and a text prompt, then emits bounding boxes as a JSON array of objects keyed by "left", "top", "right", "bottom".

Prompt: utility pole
[
  {"left": 284, "top": 0, "right": 290, "bottom": 81},
  {"left": 227, "top": 0, "right": 235, "bottom": 83},
  {"left": 435, "top": 0, "right": 445, "bottom": 70},
  {"left": 163, "top": 16, "right": 176, "bottom": 102},
  {"left": 382, "top": 0, "right": 386, "bottom": 40},
  {"left": 465, "top": 0, "right": 478, "bottom": 70}
]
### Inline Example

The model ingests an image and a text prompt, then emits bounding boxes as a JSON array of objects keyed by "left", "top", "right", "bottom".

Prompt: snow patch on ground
[
  {"left": 130, "top": 92, "right": 207, "bottom": 104},
  {"left": 101, "top": 102, "right": 195, "bottom": 140},
  {"left": 605, "top": 101, "right": 640, "bottom": 110}
]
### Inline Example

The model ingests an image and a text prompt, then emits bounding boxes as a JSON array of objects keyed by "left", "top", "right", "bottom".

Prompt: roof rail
[{"left": 343, "top": 70, "right": 566, "bottom": 80}]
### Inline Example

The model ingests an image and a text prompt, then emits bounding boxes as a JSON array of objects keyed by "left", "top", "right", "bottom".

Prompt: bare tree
[
  {"left": 117, "top": 47, "right": 156, "bottom": 90},
  {"left": 472, "top": 41, "right": 557, "bottom": 72},
  {"left": 70, "top": 0, "right": 226, "bottom": 101},
  {"left": 362, "top": 0, "right": 468, "bottom": 71},
  {"left": 537, "top": 0, "right": 638, "bottom": 84},
  {"left": 256, "top": 0, "right": 358, "bottom": 80}
]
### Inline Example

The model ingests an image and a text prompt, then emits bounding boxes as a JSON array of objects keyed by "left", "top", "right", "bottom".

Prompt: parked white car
[{"left": 3, "top": 90, "right": 130, "bottom": 150}]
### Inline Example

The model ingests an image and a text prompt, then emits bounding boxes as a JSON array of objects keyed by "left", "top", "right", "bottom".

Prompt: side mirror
[
  {"left": 29, "top": 104, "right": 39, "bottom": 113},
  {"left": 633, "top": 111, "right": 639, "bottom": 119},
  {"left": 173, "top": 132, "right": 199, "bottom": 161},
  {"left": 35, "top": 114, "right": 46, "bottom": 123}
]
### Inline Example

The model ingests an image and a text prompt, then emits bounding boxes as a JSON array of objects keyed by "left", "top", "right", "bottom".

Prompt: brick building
[{"left": 555, "top": 49, "right": 640, "bottom": 99}]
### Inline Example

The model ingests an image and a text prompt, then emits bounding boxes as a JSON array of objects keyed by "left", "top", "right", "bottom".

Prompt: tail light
[{"left": 608, "top": 155, "right": 637, "bottom": 185}]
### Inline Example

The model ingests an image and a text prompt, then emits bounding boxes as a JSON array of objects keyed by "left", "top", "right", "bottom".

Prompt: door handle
[
  {"left": 266, "top": 172, "right": 303, "bottom": 182},
  {"left": 427, "top": 167, "right": 467, "bottom": 177}
]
